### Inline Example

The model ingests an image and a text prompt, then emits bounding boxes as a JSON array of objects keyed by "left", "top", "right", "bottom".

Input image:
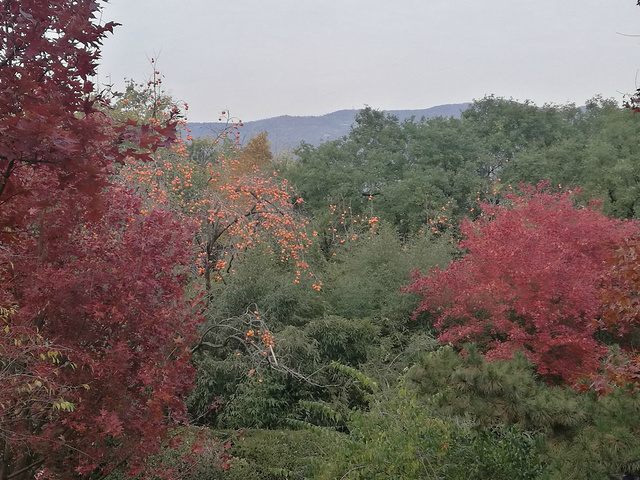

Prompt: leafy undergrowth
[{"left": 106, "top": 427, "right": 342, "bottom": 480}]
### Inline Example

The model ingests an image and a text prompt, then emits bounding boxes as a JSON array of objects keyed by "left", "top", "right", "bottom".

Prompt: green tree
[
  {"left": 286, "top": 108, "right": 473, "bottom": 236},
  {"left": 324, "top": 224, "right": 454, "bottom": 322},
  {"left": 407, "top": 345, "right": 640, "bottom": 479},
  {"left": 315, "top": 355, "right": 544, "bottom": 480}
]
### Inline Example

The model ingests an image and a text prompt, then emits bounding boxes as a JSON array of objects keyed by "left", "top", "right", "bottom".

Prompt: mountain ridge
[{"left": 186, "top": 103, "right": 470, "bottom": 154}]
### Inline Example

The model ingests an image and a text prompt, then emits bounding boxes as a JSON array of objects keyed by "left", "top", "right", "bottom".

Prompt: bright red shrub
[{"left": 405, "top": 185, "right": 640, "bottom": 383}]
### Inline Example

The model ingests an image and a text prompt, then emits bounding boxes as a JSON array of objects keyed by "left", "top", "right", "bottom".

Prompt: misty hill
[{"left": 187, "top": 103, "right": 469, "bottom": 155}]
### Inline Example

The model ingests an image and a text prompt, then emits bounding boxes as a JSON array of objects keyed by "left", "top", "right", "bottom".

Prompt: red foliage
[
  {"left": 3, "top": 186, "right": 200, "bottom": 475},
  {"left": 600, "top": 238, "right": 640, "bottom": 341},
  {"left": 0, "top": 1, "right": 203, "bottom": 478},
  {"left": 405, "top": 185, "right": 640, "bottom": 383},
  {"left": 591, "top": 239, "right": 640, "bottom": 392}
]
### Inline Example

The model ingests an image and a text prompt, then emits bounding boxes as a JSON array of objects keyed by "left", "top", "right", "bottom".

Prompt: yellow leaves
[
  {"left": 53, "top": 398, "right": 75, "bottom": 412},
  {"left": 0, "top": 305, "right": 17, "bottom": 320}
]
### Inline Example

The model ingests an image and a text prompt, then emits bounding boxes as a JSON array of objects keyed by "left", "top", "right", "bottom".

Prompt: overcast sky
[{"left": 98, "top": 1, "right": 640, "bottom": 123}]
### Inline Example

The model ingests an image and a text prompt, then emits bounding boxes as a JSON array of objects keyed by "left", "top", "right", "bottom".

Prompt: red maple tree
[
  {"left": 587, "top": 238, "right": 640, "bottom": 393},
  {"left": 404, "top": 185, "right": 640, "bottom": 383},
  {"left": 0, "top": 1, "right": 204, "bottom": 478}
]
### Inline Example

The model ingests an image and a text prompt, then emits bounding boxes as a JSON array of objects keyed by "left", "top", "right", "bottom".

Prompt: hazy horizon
[{"left": 98, "top": 1, "right": 640, "bottom": 123}]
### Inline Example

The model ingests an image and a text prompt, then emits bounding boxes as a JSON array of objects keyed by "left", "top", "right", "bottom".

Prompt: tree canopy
[
  {"left": 0, "top": 2, "right": 202, "bottom": 478},
  {"left": 405, "top": 185, "right": 640, "bottom": 383}
]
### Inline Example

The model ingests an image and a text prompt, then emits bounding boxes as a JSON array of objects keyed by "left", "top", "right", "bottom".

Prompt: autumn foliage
[
  {"left": 590, "top": 239, "right": 640, "bottom": 392},
  {"left": 1, "top": 187, "right": 200, "bottom": 477},
  {"left": 405, "top": 185, "right": 640, "bottom": 383},
  {"left": 0, "top": 1, "right": 203, "bottom": 478},
  {"left": 118, "top": 120, "right": 314, "bottom": 295}
]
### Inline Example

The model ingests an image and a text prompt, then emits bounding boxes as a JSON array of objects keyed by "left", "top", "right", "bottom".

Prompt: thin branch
[
  {"left": 339, "top": 466, "right": 366, "bottom": 479},
  {"left": 93, "top": 454, "right": 131, "bottom": 480},
  {"left": 190, "top": 334, "right": 245, "bottom": 354},
  {"left": 6, "top": 458, "right": 44, "bottom": 480},
  {"left": 0, "top": 159, "right": 15, "bottom": 201}
]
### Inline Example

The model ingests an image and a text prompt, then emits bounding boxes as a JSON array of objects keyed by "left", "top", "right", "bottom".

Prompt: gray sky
[{"left": 98, "top": 1, "right": 640, "bottom": 123}]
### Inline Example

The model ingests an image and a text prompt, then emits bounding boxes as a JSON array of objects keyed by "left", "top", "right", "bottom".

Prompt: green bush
[
  {"left": 222, "top": 429, "right": 342, "bottom": 480},
  {"left": 104, "top": 427, "right": 342, "bottom": 480},
  {"left": 324, "top": 225, "right": 454, "bottom": 323},
  {"left": 407, "top": 345, "right": 640, "bottom": 479},
  {"left": 313, "top": 390, "right": 543, "bottom": 480},
  {"left": 305, "top": 316, "right": 380, "bottom": 366}
]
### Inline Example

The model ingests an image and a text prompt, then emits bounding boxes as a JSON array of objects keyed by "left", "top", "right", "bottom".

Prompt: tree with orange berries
[{"left": 115, "top": 96, "right": 316, "bottom": 297}]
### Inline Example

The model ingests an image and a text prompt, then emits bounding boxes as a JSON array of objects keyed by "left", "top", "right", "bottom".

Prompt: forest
[{"left": 4, "top": 1, "right": 640, "bottom": 480}]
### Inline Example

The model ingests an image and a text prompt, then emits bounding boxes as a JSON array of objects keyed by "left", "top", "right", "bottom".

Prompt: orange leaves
[
  {"left": 233, "top": 132, "right": 272, "bottom": 174},
  {"left": 117, "top": 108, "right": 315, "bottom": 292},
  {"left": 206, "top": 171, "right": 311, "bottom": 270},
  {"left": 426, "top": 201, "right": 454, "bottom": 235}
]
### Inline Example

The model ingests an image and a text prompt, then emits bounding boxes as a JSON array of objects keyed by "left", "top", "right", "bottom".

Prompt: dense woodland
[{"left": 5, "top": 2, "right": 640, "bottom": 480}]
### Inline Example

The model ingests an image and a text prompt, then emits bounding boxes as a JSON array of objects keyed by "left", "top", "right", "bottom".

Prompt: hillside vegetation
[
  {"left": 176, "top": 96, "right": 640, "bottom": 480},
  {"left": 5, "top": 3, "right": 640, "bottom": 478}
]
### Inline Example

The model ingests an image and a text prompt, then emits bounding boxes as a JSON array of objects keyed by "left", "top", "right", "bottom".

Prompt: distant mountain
[{"left": 186, "top": 103, "right": 470, "bottom": 155}]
